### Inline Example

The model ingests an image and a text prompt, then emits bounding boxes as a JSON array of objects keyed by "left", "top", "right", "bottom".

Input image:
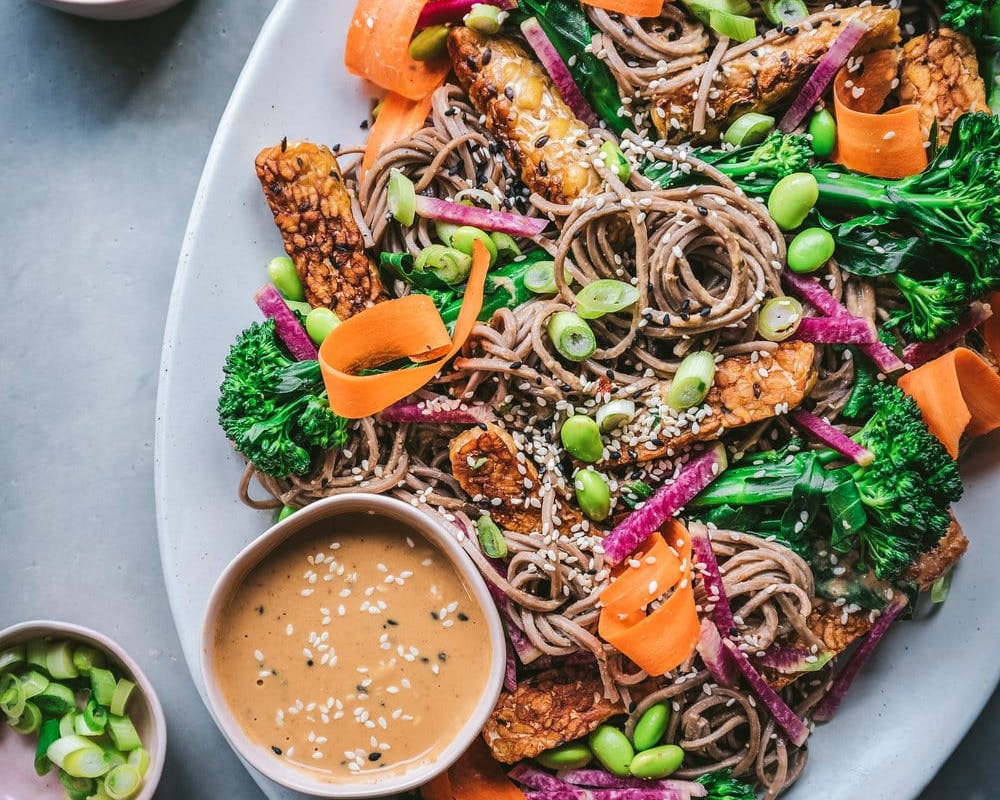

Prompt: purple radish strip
[
  {"left": 524, "top": 651, "right": 597, "bottom": 672},
  {"left": 778, "top": 18, "right": 869, "bottom": 132},
  {"left": 254, "top": 285, "right": 318, "bottom": 361},
  {"left": 796, "top": 315, "right": 876, "bottom": 344},
  {"left": 557, "top": 771, "right": 706, "bottom": 797},
  {"left": 756, "top": 642, "right": 834, "bottom": 674},
  {"left": 504, "top": 645, "right": 518, "bottom": 692},
  {"left": 696, "top": 619, "right": 739, "bottom": 688},
  {"left": 415, "top": 195, "right": 550, "bottom": 237},
  {"left": 380, "top": 397, "right": 495, "bottom": 424},
  {"left": 525, "top": 791, "right": 684, "bottom": 800},
  {"left": 813, "top": 596, "right": 907, "bottom": 722},
  {"left": 902, "top": 302, "right": 993, "bottom": 367},
  {"left": 509, "top": 764, "right": 570, "bottom": 791},
  {"left": 520, "top": 17, "right": 600, "bottom": 127},
  {"left": 602, "top": 444, "right": 728, "bottom": 565},
  {"left": 416, "top": 0, "right": 515, "bottom": 29},
  {"left": 690, "top": 528, "right": 735, "bottom": 636},
  {"left": 790, "top": 408, "right": 874, "bottom": 466},
  {"left": 722, "top": 638, "right": 810, "bottom": 746}
]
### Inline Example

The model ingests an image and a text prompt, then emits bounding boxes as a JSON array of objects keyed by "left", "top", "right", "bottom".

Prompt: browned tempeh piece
[
  {"left": 903, "top": 516, "right": 969, "bottom": 591},
  {"left": 255, "top": 141, "right": 386, "bottom": 319},
  {"left": 448, "top": 27, "right": 602, "bottom": 204},
  {"left": 651, "top": 6, "right": 900, "bottom": 144}
]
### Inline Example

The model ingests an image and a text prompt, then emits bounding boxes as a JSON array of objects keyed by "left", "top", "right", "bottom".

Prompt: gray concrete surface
[{"left": 0, "top": 1, "right": 995, "bottom": 797}]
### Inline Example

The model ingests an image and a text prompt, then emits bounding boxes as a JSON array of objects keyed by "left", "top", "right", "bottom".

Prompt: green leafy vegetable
[
  {"left": 218, "top": 320, "right": 348, "bottom": 478},
  {"left": 942, "top": 0, "right": 1000, "bottom": 111},
  {"left": 696, "top": 768, "right": 758, "bottom": 800}
]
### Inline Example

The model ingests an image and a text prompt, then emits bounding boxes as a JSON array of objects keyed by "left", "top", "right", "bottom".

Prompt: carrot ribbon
[
  {"left": 981, "top": 292, "right": 1000, "bottom": 360},
  {"left": 582, "top": 0, "right": 665, "bottom": 16},
  {"left": 832, "top": 50, "right": 928, "bottom": 179},
  {"left": 362, "top": 91, "right": 435, "bottom": 177},
  {"left": 319, "top": 240, "right": 489, "bottom": 419},
  {"left": 898, "top": 346, "right": 1000, "bottom": 459},
  {"left": 346, "top": 0, "right": 449, "bottom": 100},
  {"left": 598, "top": 519, "right": 700, "bottom": 676}
]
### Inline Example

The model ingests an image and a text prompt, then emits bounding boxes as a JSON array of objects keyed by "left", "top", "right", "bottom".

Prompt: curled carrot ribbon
[{"left": 581, "top": 0, "right": 665, "bottom": 17}]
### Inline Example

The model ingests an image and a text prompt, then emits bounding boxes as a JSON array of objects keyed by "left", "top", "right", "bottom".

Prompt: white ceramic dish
[
  {"left": 32, "top": 0, "right": 184, "bottom": 21},
  {"left": 154, "top": 1, "right": 1000, "bottom": 798},
  {"left": 200, "top": 494, "right": 506, "bottom": 798},
  {"left": 0, "top": 620, "right": 167, "bottom": 800}
]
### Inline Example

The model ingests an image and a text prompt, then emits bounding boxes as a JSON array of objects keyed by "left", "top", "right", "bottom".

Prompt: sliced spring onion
[
  {"left": 85, "top": 697, "right": 109, "bottom": 731},
  {"left": 10, "top": 701, "right": 41, "bottom": 734},
  {"left": 71, "top": 645, "right": 106, "bottom": 677},
  {"left": 284, "top": 299, "right": 313, "bottom": 317},
  {"left": 46, "top": 641, "right": 79, "bottom": 680},
  {"left": 20, "top": 669, "right": 49, "bottom": 700},
  {"left": 47, "top": 734, "right": 97, "bottom": 769},
  {"left": 127, "top": 747, "right": 150, "bottom": 777},
  {"left": 387, "top": 169, "right": 417, "bottom": 226},
  {"left": 35, "top": 718, "right": 60, "bottom": 776},
  {"left": 490, "top": 231, "right": 521, "bottom": 258},
  {"left": 110, "top": 680, "right": 135, "bottom": 717},
  {"left": 760, "top": 0, "right": 808, "bottom": 26},
  {"left": 547, "top": 312, "right": 597, "bottom": 362},
  {"left": 408, "top": 24, "right": 450, "bottom": 62},
  {"left": 435, "top": 220, "right": 459, "bottom": 246},
  {"left": 75, "top": 710, "right": 106, "bottom": 737},
  {"left": 455, "top": 188, "right": 501, "bottom": 211},
  {"left": 598, "top": 140, "right": 631, "bottom": 182},
  {"left": 104, "top": 763, "right": 143, "bottom": 800},
  {"left": 931, "top": 569, "right": 953, "bottom": 604},
  {"left": 0, "top": 645, "right": 25, "bottom": 674},
  {"left": 464, "top": 2, "right": 504, "bottom": 34},
  {"left": 595, "top": 399, "right": 635, "bottom": 432},
  {"left": 476, "top": 514, "right": 508, "bottom": 559},
  {"left": 90, "top": 668, "right": 116, "bottom": 708},
  {"left": 414, "top": 245, "right": 473, "bottom": 284},
  {"left": 104, "top": 747, "right": 127, "bottom": 769},
  {"left": 0, "top": 673, "right": 26, "bottom": 720},
  {"left": 757, "top": 296, "right": 803, "bottom": 342},
  {"left": 450, "top": 226, "right": 498, "bottom": 265},
  {"left": 680, "top": 0, "right": 750, "bottom": 26},
  {"left": 26, "top": 638, "right": 48, "bottom": 671},
  {"left": 34, "top": 681, "right": 76, "bottom": 717},
  {"left": 107, "top": 714, "right": 142, "bottom": 752},
  {"left": 59, "top": 712, "right": 77, "bottom": 738},
  {"left": 709, "top": 9, "right": 757, "bottom": 41},
  {"left": 59, "top": 772, "right": 97, "bottom": 800},
  {"left": 523, "top": 260, "right": 565, "bottom": 294},
  {"left": 723, "top": 112, "right": 775, "bottom": 147},
  {"left": 666, "top": 351, "right": 717, "bottom": 410},
  {"left": 63, "top": 745, "right": 113, "bottom": 779},
  {"left": 575, "top": 279, "right": 639, "bottom": 319}
]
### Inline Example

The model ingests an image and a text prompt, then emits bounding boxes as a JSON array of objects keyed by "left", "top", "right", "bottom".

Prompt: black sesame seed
[
  {"left": 700, "top": 307, "right": 711, "bottom": 317},
  {"left": 482, "top": 47, "right": 492, "bottom": 66},
  {"left": 477, "top": 422, "right": 489, "bottom": 431},
  {"left": 458, "top": 612, "right": 469, "bottom": 621},
  {"left": 280, "top": 136, "right": 287, "bottom": 153},
  {"left": 444, "top": 107, "right": 458, "bottom": 117},
  {"left": 535, "top": 135, "right": 550, "bottom": 148},
  {"left": 256, "top": 605, "right": 265, "bottom": 615},
  {"left": 680, "top": 311, "right": 690, "bottom": 321},
  {"left": 576, "top": 139, "right": 588, "bottom": 147},
  {"left": 622, "top": 26, "right": 634, "bottom": 36},
  {"left": 360, "top": 119, "right": 369, "bottom": 130},
  {"left": 387, "top": 618, "right": 398, "bottom": 626},
  {"left": 272, "top": 746, "right": 282, "bottom": 755},
  {"left": 753, "top": 383, "right": 762, "bottom": 399},
  {"left": 511, "top": 360, "right": 523, "bottom": 369},
  {"left": 306, "top": 660, "right": 314, "bottom": 667},
  {"left": 332, "top": 143, "right": 341, "bottom": 152},
  {"left": 697, "top": 205, "right": 708, "bottom": 216},
  {"left": 606, "top": 369, "right": 615, "bottom": 378},
  {"left": 784, "top": 26, "right": 799, "bottom": 35},
  {"left": 369, "top": 752, "right": 382, "bottom": 762},
  {"left": 504, "top": 86, "right": 515, "bottom": 100},
  {"left": 438, "top": 652, "right": 448, "bottom": 662},
  {"left": 431, "top": 611, "right": 439, "bottom": 620},
  {"left": 538, "top": 160, "right": 548, "bottom": 176}
]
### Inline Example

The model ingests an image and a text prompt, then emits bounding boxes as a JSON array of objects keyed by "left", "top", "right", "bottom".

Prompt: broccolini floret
[
  {"left": 887, "top": 272, "right": 972, "bottom": 342},
  {"left": 218, "top": 320, "right": 348, "bottom": 478}
]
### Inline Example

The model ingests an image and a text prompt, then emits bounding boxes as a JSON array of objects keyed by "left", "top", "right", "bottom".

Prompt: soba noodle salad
[{"left": 218, "top": 0, "right": 1000, "bottom": 796}]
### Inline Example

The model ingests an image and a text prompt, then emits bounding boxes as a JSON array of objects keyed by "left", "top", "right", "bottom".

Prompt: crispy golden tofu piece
[
  {"left": 449, "top": 424, "right": 583, "bottom": 534},
  {"left": 898, "top": 28, "right": 989, "bottom": 145},
  {"left": 483, "top": 668, "right": 623, "bottom": 763},
  {"left": 255, "top": 141, "right": 386, "bottom": 319},
  {"left": 619, "top": 341, "right": 817, "bottom": 464},
  {"left": 448, "top": 27, "right": 602, "bottom": 204},
  {"left": 651, "top": 6, "right": 900, "bottom": 143},
  {"left": 903, "top": 516, "right": 968, "bottom": 591}
]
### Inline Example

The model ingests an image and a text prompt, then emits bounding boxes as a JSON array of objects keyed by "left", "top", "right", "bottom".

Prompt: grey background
[{"left": 0, "top": 1, "right": 994, "bottom": 797}]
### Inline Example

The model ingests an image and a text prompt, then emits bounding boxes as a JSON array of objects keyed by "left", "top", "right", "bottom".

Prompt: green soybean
[
  {"left": 632, "top": 702, "right": 671, "bottom": 751},
  {"left": 808, "top": 109, "right": 837, "bottom": 159},
  {"left": 305, "top": 307, "right": 342, "bottom": 345},
  {"left": 535, "top": 741, "right": 593, "bottom": 771},
  {"left": 560, "top": 415, "right": 603, "bottom": 463},
  {"left": 574, "top": 468, "right": 611, "bottom": 521},
  {"left": 267, "top": 256, "right": 305, "bottom": 301},
  {"left": 278, "top": 505, "right": 296, "bottom": 522},
  {"left": 408, "top": 25, "right": 450, "bottom": 62},
  {"left": 786, "top": 227, "right": 836, "bottom": 274},
  {"left": 628, "top": 744, "right": 684, "bottom": 779},
  {"left": 767, "top": 172, "right": 819, "bottom": 231},
  {"left": 588, "top": 724, "right": 634, "bottom": 777}
]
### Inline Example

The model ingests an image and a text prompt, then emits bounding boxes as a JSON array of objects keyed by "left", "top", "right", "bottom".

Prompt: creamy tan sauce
[{"left": 213, "top": 513, "right": 491, "bottom": 782}]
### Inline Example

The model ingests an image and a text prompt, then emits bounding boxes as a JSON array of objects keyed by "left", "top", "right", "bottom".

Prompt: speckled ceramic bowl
[
  {"left": 0, "top": 620, "right": 166, "bottom": 800},
  {"left": 32, "top": 0, "right": 184, "bottom": 21},
  {"left": 200, "top": 493, "right": 506, "bottom": 798}
]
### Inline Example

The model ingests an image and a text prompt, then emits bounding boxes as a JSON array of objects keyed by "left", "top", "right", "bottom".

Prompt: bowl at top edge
[
  {"left": 31, "top": 0, "right": 185, "bottom": 21},
  {"left": 199, "top": 492, "right": 507, "bottom": 798},
  {"left": 0, "top": 620, "right": 167, "bottom": 800}
]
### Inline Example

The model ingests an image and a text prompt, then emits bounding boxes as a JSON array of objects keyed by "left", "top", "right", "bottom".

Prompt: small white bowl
[
  {"left": 0, "top": 620, "right": 167, "bottom": 800},
  {"left": 201, "top": 493, "right": 506, "bottom": 798},
  {"left": 32, "top": 0, "right": 185, "bottom": 21}
]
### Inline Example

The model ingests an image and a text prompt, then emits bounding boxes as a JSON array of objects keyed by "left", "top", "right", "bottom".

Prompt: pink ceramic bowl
[{"left": 0, "top": 620, "right": 166, "bottom": 800}]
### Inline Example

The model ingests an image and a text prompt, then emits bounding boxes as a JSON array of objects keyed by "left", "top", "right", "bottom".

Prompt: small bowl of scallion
[{"left": 0, "top": 620, "right": 166, "bottom": 800}]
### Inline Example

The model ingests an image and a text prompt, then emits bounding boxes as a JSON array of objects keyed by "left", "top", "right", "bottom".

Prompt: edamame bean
[
  {"left": 305, "top": 307, "right": 341, "bottom": 345},
  {"left": 267, "top": 256, "right": 305, "bottom": 301},
  {"left": 560, "top": 415, "right": 603, "bottom": 463},
  {"left": 767, "top": 173, "right": 819, "bottom": 231},
  {"left": 451, "top": 226, "right": 498, "bottom": 266},
  {"left": 277, "top": 505, "right": 296, "bottom": 522},
  {"left": 408, "top": 25, "right": 450, "bottom": 62},
  {"left": 588, "top": 724, "right": 634, "bottom": 777},
  {"left": 535, "top": 740, "right": 593, "bottom": 771},
  {"left": 632, "top": 702, "right": 671, "bottom": 751},
  {"left": 628, "top": 744, "right": 684, "bottom": 779},
  {"left": 808, "top": 110, "right": 837, "bottom": 159},
  {"left": 574, "top": 468, "right": 611, "bottom": 521},
  {"left": 786, "top": 227, "right": 835, "bottom": 274}
]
